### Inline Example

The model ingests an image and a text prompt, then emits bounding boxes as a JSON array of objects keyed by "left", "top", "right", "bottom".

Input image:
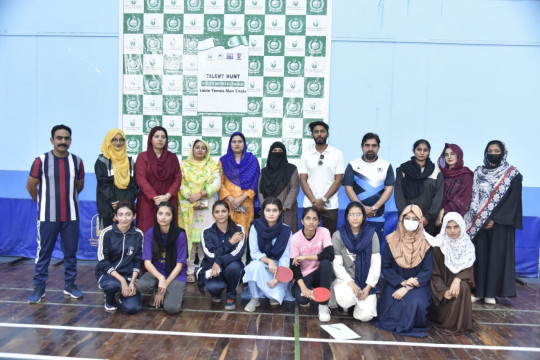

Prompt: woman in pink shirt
[{"left": 290, "top": 207, "right": 335, "bottom": 322}]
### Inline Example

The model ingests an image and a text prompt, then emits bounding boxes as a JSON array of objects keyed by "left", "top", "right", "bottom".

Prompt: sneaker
[
  {"left": 211, "top": 296, "right": 222, "bottom": 303},
  {"left": 104, "top": 302, "right": 118, "bottom": 311},
  {"left": 64, "top": 283, "right": 83, "bottom": 299},
  {"left": 224, "top": 299, "right": 236, "bottom": 310},
  {"left": 471, "top": 295, "right": 482, "bottom": 303},
  {"left": 28, "top": 285, "right": 46, "bottom": 303},
  {"left": 269, "top": 299, "right": 280, "bottom": 306},
  {"left": 337, "top": 306, "right": 349, "bottom": 315},
  {"left": 244, "top": 298, "right": 260, "bottom": 312},
  {"left": 299, "top": 302, "right": 310, "bottom": 308},
  {"left": 318, "top": 304, "right": 331, "bottom": 322},
  {"left": 484, "top": 297, "right": 496, "bottom": 305}
]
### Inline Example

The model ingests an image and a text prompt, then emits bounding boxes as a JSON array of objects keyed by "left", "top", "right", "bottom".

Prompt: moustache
[{"left": 58, "top": 144, "right": 68, "bottom": 147}]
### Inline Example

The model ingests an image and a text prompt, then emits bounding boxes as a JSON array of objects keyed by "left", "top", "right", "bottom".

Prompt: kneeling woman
[
  {"left": 96, "top": 199, "right": 143, "bottom": 313},
  {"left": 331, "top": 202, "right": 380, "bottom": 322},
  {"left": 243, "top": 197, "right": 293, "bottom": 312},
  {"left": 373, "top": 204, "right": 433, "bottom": 338},
  {"left": 137, "top": 202, "right": 188, "bottom": 314},
  {"left": 290, "top": 207, "right": 335, "bottom": 322},
  {"left": 197, "top": 200, "right": 245, "bottom": 311},
  {"left": 428, "top": 212, "right": 475, "bottom": 334}
]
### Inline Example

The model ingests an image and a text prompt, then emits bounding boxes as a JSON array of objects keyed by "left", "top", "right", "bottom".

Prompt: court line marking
[
  {"left": 1, "top": 322, "right": 539, "bottom": 353},
  {"left": 0, "top": 353, "right": 103, "bottom": 360}
]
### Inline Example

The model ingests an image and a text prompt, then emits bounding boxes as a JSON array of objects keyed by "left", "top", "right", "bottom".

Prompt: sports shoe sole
[
  {"left": 28, "top": 293, "right": 46, "bottom": 304},
  {"left": 63, "top": 290, "right": 83, "bottom": 299}
]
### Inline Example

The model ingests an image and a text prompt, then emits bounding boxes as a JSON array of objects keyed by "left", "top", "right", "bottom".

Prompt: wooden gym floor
[{"left": 0, "top": 259, "right": 539, "bottom": 360}]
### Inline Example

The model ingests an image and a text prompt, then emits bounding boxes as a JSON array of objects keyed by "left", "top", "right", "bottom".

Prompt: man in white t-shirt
[
  {"left": 298, "top": 121, "right": 345, "bottom": 234},
  {"left": 343, "top": 132, "right": 395, "bottom": 247}
]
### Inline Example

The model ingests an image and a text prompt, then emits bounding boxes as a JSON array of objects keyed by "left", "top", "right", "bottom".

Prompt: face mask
[
  {"left": 403, "top": 219, "right": 419, "bottom": 232},
  {"left": 486, "top": 153, "right": 502, "bottom": 164}
]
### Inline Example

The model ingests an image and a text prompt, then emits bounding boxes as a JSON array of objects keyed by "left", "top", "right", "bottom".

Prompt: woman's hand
[
  {"left": 193, "top": 201, "right": 201, "bottom": 210},
  {"left": 449, "top": 278, "right": 461, "bottom": 298},
  {"left": 392, "top": 287, "right": 409, "bottom": 300},
  {"left": 267, "top": 259, "right": 278, "bottom": 275},
  {"left": 292, "top": 255, "right": 305, "bottom": 267},
  {"left": 358, "top": 285, "right": 372, "bottom": 300},
  {"left": 120, "top": 278, "right": 131, "bottom": 297},
  {"left": 301, "top": 287, "right": 313, "bottom": 299},
  {"left": 153, "top": 194, "right": 170, "bottom": 205},
  {"left": 421, "top": 217, "right": 429, "bottom": 227},
  {"left": 153, "top": 292, "right": 164, "bottom": 308},
  {"left": 157, "top": 276, "right": 168, "bottom": 294},
  {"left": 211, "top": 263, "right": 221, "bottom": 278},
  {"left": 405, "top": 277, "right": 419, "bottom": 287},
  {"left": 128, "top": 281, "right": 137, "bottom": 297},
  {"left": 485, "top": 220, "right": 495, "bottom": 230},
  {"left": 267, "top": 278, "right": 278, "bottom": 289},
  {"left": 111, "top": 201, "right": 119, "bottom": 210},
  {"left": 230, "top": 196, "right": 244, "bottom": 210},
  {"left": 188, "top": 192, "right": 202, "bottom": 203},
  {"left": 444, "top": 290, "right": 453, "bottom": 300},
  {"left": 436, "top": 209, "right": 444, "bottom": 227},
  {"left": 229, "top": 232, "right": 243, "bottom": 245}
]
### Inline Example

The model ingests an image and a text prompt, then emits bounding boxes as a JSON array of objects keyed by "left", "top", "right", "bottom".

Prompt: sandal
[{"left": 187, "top": 274, "right": 196, "bottom": 283}]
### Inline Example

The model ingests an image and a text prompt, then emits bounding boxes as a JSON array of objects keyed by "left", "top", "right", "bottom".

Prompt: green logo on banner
[
  {"left": 125, "top": 14, "right": 143, "bottom": 33},
  {"left": 186, "top": 0, "right": 203, "bottom": 13},
  {"left": 168, "top": 136, "right": 182, "bottom": 153},
  {"left": 144, "top": 75, "right": 162, "bottom": 94},
  {"left": 263, "top": 118, "right": 282, "bottom": 137},
  {"left": 145, "top": 0, "right": 163, "bottom": 12},
  {"left": 124, "top": 54, "right": 143, "bottom": 74},
  {"left": 126, "top": 135, "right": 143, "bottom": 155},
  {"left": 226, "top": 0, "right": 244, "bottom": 13},
  {"left": 183, "top": 76, "right": 198, "bottom": 95},
  {"left": 267, "top": 0, "right": 284, "bottom": 14},
  {"left": 246, "top": 137, "right": 262, "bottom": 157},
  {"left": 144, "top": 35, "right": 163, "bottom": 54},
  {"left": 164, "top": 14, "right": 182, "bottom": 33},
  {"left": 163, "top": 55, "right": 182, "bottom": 75},
  {"left": 143, "top": 115, "right": 163, "bottom": 134},
  {"left": 306, "top": 36, "right": 325, "bottom": 56},
  {"left": 203, "top": 136, "right": 222, "bottom": 156},
  {"left": 163, "top": 96, "right": 182, "bottom": 115},
  {"left": 223, "top": 117, "right": 242, "bottom": 135},
  {"left": 184, "top": 36, "right": 200, "bottom": 55},
  {"left": 123, "top": 95, "right": 143, "bottom": 115},
  {"left": 248, "top": 57, "right": 263, "bottom": 76},
  {"left": 265, "top": 36, "right": 285, "bottom": 56},
  {"left": 308, "top": 0, "right": 326, "bottom": 14},
  {"left": 305, "top": 78, "right": 323, "bottom": 97},
  {"left": 284, "top": 139, "right": 302, "bottom": 158},
  {"left": 285, "top": 57, "right": 304, "bottom": 76},
  {"left": 284, "top": 98, "right": 303, "bottom": 117},
  {"left": 247, "top": 98, "right": 263, "bottom": 116},
  {"left": 183, "top": 117, "right": 202, "bottom": 135},
  {"left": 263, "top": 77, "right": 283, "bottom": 97},
  {"left": 205, "top": 15, "right": 224, "bottom": 33},
  {"left": 245, "top": 16, "right": 264, "bottom": 34},
  {"left": 286, "top": 16, "right": 305, "bottom": 35}
]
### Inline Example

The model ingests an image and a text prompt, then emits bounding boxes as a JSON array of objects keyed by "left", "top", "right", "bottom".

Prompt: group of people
[{"left": 25, "top": 122, "right": 522, "bottom": 337}]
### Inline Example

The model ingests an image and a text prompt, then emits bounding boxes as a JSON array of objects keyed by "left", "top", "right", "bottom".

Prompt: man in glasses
[
  {"left": 299, "top": 121, "right": 344, "bottom": 234},
  {"left": 343, "top": 132, "right": 394, "bottom": 248},
  {"left": 26, "top": 124, "right": 85, "bottom": 303}
]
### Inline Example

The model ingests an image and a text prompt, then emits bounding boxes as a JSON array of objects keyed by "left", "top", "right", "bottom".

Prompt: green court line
[{"left": 294, "top": 304, "right": 300, "bottom": 360}]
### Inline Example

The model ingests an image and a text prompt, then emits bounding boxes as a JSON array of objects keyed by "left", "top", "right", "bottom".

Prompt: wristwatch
[
  {"left": 405, "top": 285, "right": 412, "bottom": 291},
  {"left": 321, "top": 196, "right": 328, "bottom": 202}
]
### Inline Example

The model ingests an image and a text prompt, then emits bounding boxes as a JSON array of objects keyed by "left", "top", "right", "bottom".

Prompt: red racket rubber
[
  {"left": 312, "top": 287, "right": 331, "bottom": 303},
  {"left": 275, "top": 266, "right": 293, "bottom": 283}
]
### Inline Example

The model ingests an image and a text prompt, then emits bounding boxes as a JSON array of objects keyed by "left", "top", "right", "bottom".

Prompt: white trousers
[{"left": 332, "top": 279, "right": 377, "bottom": 322}]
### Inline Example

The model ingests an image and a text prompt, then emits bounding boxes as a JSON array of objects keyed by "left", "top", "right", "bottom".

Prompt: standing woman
[
  {"left": 331, "top": 202, "right": 380, "bottom": 322},
  {"left": 290, "top": 207, "right": 335, "bottom": 322},
  {"left": 428, "top": 212, "right": 475, "bottom": 334},
  {"left": 136, "top": 202, "right": 188, "bottom": 314},
  {"left": 258, "top": 141, "right": 300, "bottom": 233},
  {"left": 96, "top": 199, "right": 143, "bottom": 313},
  {"left": 373, "top": 205, "right": 433, "bottom": 338},
  {"left": 218, "top": 132, "right": 260, "bottom": 236},
  {"left": 135, "top": 126, "right": 182, "bottom": 233},
  {"left": 464, "top": 140, "right": 522, "bottom": 305},
  {"left": 179, "top": 140, "right": 221, "bottom": 283},
  {"left": 243, "top": 197, "right": 292, "bottom": 312},
  {"left": 435, "top": 143, "right": 473, "bottom": 227},
  {"left": 395, "top": 139, "right": 444, "bottom": 235},
  {"left": 95, "top": 129, "right": 138, "bottom": 228},
  {"left": 197, "top": 200, "right": 245, "bottom": 310}
]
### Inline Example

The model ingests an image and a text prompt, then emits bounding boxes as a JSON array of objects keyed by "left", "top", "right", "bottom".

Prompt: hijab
[
  {"left": 429, "top": 212, "right": 475, "bottom": 274},
  {"left": 181, "top": 139, "right": 220, "bottom": 191},
  {"left": 220, "top": 132, "right": 260, "bottom": 192},
  {"left": 399, "top": 157, "right": 436, "bottom": 199},
  {"left": 252, "top": 213, "right": 291, "bottom": 260},
  {"left": 146, "top": 126, "right": 178, "bottom": 181},
  {"left": 100, "top": 129, "right": 130, "bottom": 189},
  {"left": 437, "top": 143, "right": 474, "bottom": 215},
  {"left": 385, "top": 205, "right": 431, "bottom": 268},
  {"left": 464, "top": 140, "right": 520, "bottom": 239},
  {"left": 260, "top": 142, "right": 297, "bottom": 198},
  {"left": 338, "top": 204, "right": 377, "bottom": 293},
  {"left": 437, "top": 143, "right": 473, "bottom": 179}
]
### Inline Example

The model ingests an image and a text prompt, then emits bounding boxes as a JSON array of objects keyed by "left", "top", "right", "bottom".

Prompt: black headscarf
[
  {"left": 252, "top": 215, "right": 291, "bottom": 260},
  {"left": 399, "top": 156, "right": 435, "bottom": 199},
  {"left": 152, "top": 203, "right": 182, "bottom": 276},
  {"left": 260, "top": 142, "right": 297, "bottom": 198}
]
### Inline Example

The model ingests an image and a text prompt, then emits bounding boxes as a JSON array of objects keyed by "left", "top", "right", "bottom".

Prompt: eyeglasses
[
  {"left": 318, "top": 154, "right": 324, "bottom": 166},
  {"left": 348, "top": 213, "right": 363, "bottom": 218},
  {"left": 112, "top": 138, "right": 126, "bottom": 144}
]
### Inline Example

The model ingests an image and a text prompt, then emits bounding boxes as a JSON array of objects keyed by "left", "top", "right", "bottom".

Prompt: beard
[
  {"left": 315, "top": 137, "right": 326, "bottom": 145},
  {"left": 364, "top": 152, "right": 376, "bottom": 161}
]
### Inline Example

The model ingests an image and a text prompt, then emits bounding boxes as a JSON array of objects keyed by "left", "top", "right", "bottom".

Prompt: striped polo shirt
[{"left": 29, "top": 151, "right": 85, "bottom": 222}]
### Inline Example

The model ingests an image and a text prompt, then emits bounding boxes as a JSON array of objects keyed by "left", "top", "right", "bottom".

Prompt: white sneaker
[
  {"left": 484, "top": 297, "right": 496, "bottom": 304},
  {"left": 269, "top": 299, "right": 280, "bottom": 306},
  {"left": 471, "top": 295, "right": 482, "bottom": 303},
  {"left": 244, "top": 298, "right": 260, "bottom": 312},
  {"left": 318, "top": 304, "right": 331, "bottom": 322}
]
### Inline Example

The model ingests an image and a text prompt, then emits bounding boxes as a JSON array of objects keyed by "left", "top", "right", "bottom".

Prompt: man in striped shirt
[{"left": 26, "top": 124, "right": 85, "bottom": 303}]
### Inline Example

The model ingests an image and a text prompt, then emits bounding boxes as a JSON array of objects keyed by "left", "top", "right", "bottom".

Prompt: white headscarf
[{"left": 430, "top": 212, "right": 476, "bottom": 274}]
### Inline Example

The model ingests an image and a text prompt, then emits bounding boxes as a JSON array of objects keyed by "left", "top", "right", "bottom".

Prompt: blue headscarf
[
  {"left": 220, "top": 132, "right": 260, "bottom": 193},
  {"left": 252, "top": 214, "right": 291, "bottom": 261}
]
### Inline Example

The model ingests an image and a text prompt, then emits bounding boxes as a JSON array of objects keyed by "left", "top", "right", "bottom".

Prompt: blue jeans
[{"left": 98, "top": 273, "right": 142, "bottom": 314}]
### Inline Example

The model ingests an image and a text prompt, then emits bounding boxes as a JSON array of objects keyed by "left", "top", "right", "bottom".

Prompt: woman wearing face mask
[
  {"left": 395, "top": 139, "right": 444, "bottom": 235},
  {"left": 330, "top": 202, "right": 380, "bottom": 322},
  {"left": 95, "top": 129, "right": 139, "bottom": 229},
  {"left": 373, "top": 205, "right": 433, "bottom": 338},
  {"left": 258, "top": 141, "right": 300, "bottom": 232},
  {"left": 290, "top": 207, "right": 335, "bottom": 322},
  {"left": 426, "top": 212, "right": 475, "bottom": 334},
  {"left": 435, "top": 144, "right": 473, "bottom": 228},
  {"left": 243, "top": 197, "right": 293, "bottom": 312},
  {"left": 464, "top": 140, "right": 522, "bottom": 305},
  {"left": 179, "top": 140, "right": 221, "bottom": 283}
]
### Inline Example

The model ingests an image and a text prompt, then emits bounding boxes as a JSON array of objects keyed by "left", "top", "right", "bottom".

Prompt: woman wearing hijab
[
  {"left": 135, "top": 126, "right": 182, "bottom": 233},
  {"left": 435, "top": 143, "right": 474, "bottom": 228},
  {"left": 258, "top": 142, "right": 299, "bottom": 232},
  {"left": 427, "top": 212, "right": 475, "bottom": 334},
  {"left": 243, "top": 197, "right": 293, "bottom": 312},
  {"left": 179, "top": 140, "right": 221, "bottom": 283},
  {"left": 95, "top": 129, "right": 138, "bottom": 228},
  {"left": 373, "top": 204, "right": 433, "bottom": 338},
  {"left": 395, "top": 139, "right": 444, "bottom": 235},
  {"left": 464, "top": 140, "right": 522, "bottom": 305},
  {"left": 218, "top": 132, "right": 260, "bottom": 236},
  {"left": 330, "top": 202, "right": 380, "bottom": 322}
]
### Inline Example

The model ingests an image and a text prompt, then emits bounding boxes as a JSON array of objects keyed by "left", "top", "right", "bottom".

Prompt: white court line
[
  {"left": 0, "top": 353, "right": 103, "bottom": 360},
  {"left": 0, "top": 322, "right": 539, "bottom": 353}
]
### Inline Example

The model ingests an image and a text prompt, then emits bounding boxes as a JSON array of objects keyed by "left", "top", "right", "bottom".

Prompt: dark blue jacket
[{"left": 96, "top": 223, "right": 144, "bottom": 279}]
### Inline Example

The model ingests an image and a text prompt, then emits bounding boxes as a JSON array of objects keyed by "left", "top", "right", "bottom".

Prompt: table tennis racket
[
  {"left": 275, "top": 266, "right": 293, "bottom": 283},
  {"left": 312, "top": 287, "right": 331, "bottom": 303}
]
